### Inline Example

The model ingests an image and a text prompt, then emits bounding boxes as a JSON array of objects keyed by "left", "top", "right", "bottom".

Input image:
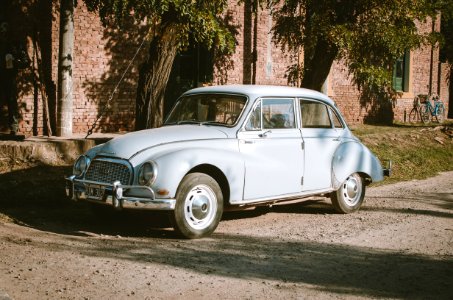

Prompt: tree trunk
[
  {"left": 135, "top": 27, "right": 179, "bottom": 130},
  {"left": 301, "top": 38, "right": 338, "bottom": 92},
  {"left": 56, "top": 0, "right": 74, "bottom": 136}
]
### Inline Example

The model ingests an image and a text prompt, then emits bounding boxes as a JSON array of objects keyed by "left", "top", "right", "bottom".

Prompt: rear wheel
[
  {"left": 170, "top": 173, "right": 223, "bottom": 239},
  {"left": 331, "top": 173, "right": 365, "bottom": 213}
]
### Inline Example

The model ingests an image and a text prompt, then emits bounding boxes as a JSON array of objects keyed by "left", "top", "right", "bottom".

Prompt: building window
[{"left": 392, "top": 50, "right": 410, "bottom": 92}]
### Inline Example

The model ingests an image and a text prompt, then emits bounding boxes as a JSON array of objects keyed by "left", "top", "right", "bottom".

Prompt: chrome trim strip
[
  {"left": 233, "top": 188, "right": 334, "bottom": 206},
  {"left": 85, "top": 195, "right": 176, "bottom": 211}
]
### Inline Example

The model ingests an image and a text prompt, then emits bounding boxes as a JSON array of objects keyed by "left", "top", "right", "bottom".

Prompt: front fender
[
  {"left": 332, "top": 141, "right": 384, "bottom": 189},
  {"left": 153, "top": 147, "right": 245, "bottom": 201},
  {"left": 129, "top": 139, "right": 244, "bottom": 202}
]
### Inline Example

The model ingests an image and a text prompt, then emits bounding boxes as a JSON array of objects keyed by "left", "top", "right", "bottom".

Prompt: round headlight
[
  {"left": 138, "top": 161, "right": 157, "bottom": 186},
  {"left": 73, "top": 155, "right": 90, "bottom": 176}
]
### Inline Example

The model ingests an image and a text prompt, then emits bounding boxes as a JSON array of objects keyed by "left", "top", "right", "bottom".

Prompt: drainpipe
[
  {"left": 437, "top": 62, "right": 441, "bottom": 96},
  {"left": 252, "top": 0, "right": 258, "bottom": 84},
  {"left": 429, "top": 16, "right": 436, "bottom": 95}
]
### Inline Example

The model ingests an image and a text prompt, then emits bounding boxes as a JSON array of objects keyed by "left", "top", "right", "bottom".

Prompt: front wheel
[
  {"left": 421, "top": 107, "right": 431, "bottom": 124},
  {"left": 331, "top": 173, "right": 365, "bottom": 213},
  {"left": 408, "top": 108, "right": 421, "bottom": 123},
  {"left": 170, "top": 173, "right": 223, "bottom": 239},
  {"left": 436, "top": 106, "right": 445, "bottom": 123}
]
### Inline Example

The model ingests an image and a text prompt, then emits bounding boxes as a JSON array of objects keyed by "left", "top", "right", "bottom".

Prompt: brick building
[{"left": 0, "top": 1, "right": 450, "bottom": 136}]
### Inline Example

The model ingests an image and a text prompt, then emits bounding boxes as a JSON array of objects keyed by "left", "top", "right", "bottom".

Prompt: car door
[
  {"left": 299, "top": 99, "right": 344, "bottom": 191},
  {"left": 238, "top": 98, "right": 304, "bottom": 200}
]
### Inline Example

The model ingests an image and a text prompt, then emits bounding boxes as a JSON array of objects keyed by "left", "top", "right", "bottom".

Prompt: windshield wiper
[
  {"left": 166, "top": 120, "right": 226, "bottom": 126},
  {"left": 176, "top": 120, "right": 202, "bottom": 125},
  {"left": 200, "top": 121, "right": 226, "bottom": 126}
]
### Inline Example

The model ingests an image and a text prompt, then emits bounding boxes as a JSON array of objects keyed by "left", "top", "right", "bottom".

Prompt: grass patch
[{"left": 352, "top": 122, "right": 453, "bottom": 185}]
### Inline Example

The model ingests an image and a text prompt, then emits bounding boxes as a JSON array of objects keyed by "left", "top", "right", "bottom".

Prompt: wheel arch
[
  {"left": 357, "top": 171, "right": 372, "bottom": 186},
  {"left": 147, "top": 146, "right": 244, "bottom": 201},
  {"left": 187, "top": 164, "right": 231, "bottom": 206}
]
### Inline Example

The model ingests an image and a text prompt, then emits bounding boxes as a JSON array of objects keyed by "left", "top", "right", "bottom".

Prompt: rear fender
[{"left": 332, "top": 141, "right": 384, "bottom": 189}]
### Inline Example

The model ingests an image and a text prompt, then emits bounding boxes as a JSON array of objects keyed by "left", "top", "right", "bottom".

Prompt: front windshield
[{"left": 164, "top": 94, "right": 247, "bottom": 126}]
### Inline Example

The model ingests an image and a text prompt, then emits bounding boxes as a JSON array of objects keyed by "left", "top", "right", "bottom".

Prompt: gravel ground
[{"left": 0, "top": 171, "right": 452, "bottom": 299}]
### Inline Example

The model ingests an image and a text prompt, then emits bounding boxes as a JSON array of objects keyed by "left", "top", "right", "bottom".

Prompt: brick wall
[
  {"left": 2, "top": 1, "right": 142, "bottom": 136},
  {"left": 2, "top": 2, "right": 448, "bottom": 136},
  {"left": 60, "top": 4, "right": 142, "bottom": 134},
  {"left": 327, "top": 17, "right": 449, "bottom": 124},
  {"left": 439, "top": 63, "right": 450, "bottom": 108},
  {"left": 214, "top": 2, "right": 294, "bottom": 86}
]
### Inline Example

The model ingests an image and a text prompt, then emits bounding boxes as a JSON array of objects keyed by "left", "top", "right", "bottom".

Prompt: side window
[
  {"left": 329, "top": 107, "right": 344, "bottom": 128},
  {"left": 245, "top": 102, "right": 262, "bottom": 130},
  {"left": 262, "top": 98, "right": 295, "bottom": 129},
  {"left": 300, "top": 100, "right": 332, "bottom": 128}
]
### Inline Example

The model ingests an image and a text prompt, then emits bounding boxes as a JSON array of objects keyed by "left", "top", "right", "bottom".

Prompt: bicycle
[
  {"left": 420, "top": 94, "right": 446, "bottom": 124},
  {"left": 408, "top": 95, "right": 423, "bottom": 123}
]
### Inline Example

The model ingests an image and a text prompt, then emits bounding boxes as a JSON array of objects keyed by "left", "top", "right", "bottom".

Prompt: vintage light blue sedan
[{"left": 66, "top": 85, "right": 390, "bottom": 238}]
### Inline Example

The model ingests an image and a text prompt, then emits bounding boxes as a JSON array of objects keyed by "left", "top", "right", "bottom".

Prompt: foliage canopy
[
  {"left": 272, "top": 0, "right": 441, "bottom": 95},
  {"left": 84, "top": 0, "right": 235, "bottom": 54}
]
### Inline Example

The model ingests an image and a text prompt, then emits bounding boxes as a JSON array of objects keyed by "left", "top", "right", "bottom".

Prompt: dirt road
[{"left": 0, "top": 169, "right": 452, "bottom": 299}]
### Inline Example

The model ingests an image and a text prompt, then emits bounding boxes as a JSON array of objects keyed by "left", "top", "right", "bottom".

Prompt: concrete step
[{"left": 0, "top": 133, "right": 120, "bottom": 173}]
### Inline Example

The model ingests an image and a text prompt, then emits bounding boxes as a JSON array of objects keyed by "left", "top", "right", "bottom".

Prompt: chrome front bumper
[{"left": 66, "top": 175, "right": 176, "bottom": 211}]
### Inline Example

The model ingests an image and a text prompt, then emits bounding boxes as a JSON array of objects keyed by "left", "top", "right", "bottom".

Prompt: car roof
[{"left": 182, "top": 85, "right": 335, "bottom": 106}]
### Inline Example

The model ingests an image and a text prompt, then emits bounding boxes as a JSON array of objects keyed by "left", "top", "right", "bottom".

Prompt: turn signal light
[{"left": 157, "top": 189, "right": 169, "bottom": 196}]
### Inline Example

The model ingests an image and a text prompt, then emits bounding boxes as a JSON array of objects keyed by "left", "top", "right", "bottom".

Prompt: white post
[{"left": 56, "top": 0, "right": 74, "bottom": 136}]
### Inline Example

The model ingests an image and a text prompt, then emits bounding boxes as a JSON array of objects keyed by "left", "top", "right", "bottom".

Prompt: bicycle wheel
[
  {"left": 435, "top": 105, "right": 445, "bottom": 123},
  {"left": 421, "top": 107, "right": 431, "bottom": 124},
  {"left": 408, "top": 108, "right": 421, "bottom": 123}
]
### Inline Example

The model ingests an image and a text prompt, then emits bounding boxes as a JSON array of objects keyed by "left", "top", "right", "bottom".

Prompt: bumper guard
[{"left": 383, "top": 159, "right": 392, "bottom": 177}]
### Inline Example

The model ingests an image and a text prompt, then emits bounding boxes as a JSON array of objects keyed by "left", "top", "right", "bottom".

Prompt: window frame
[{"left": 244, "top": 100, "right": 262, "bottom": 131}]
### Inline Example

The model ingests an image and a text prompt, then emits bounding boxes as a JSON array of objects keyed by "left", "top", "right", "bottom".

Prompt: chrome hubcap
[
  {"left": 342, "top": 175, "right": 362, "bottom": 207},
  {"left": 192, "top": 195, "right": 210, "bottom": 220},
  {"left": 183, "top": 184, "right": 217, "bottom": 230}
]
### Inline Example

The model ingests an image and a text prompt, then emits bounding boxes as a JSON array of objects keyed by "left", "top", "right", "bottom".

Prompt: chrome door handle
[{"left": 259, "top": 130, "right": 272, "bottom": 138}]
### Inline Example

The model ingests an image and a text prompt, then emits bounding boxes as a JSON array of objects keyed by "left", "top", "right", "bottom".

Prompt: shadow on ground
[
  {"left": 1, "top": 166, "right": 452, "bottom": 299},
  {"left": 0, "top": 165, "right": 337, "bottom": 239},
  {"left": 0, "top": 165, "right": 175, "bottom": 238},
  {"left": 365, "top": 193, "right": 453, "bottom": 219}
]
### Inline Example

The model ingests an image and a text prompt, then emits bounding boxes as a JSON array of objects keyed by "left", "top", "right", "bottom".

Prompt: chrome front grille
[{"left": 85, "top": 159, "right": 132, "bottom": 184}]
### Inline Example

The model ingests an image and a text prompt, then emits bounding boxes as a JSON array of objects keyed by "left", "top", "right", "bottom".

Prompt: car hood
[{"left": 96, "top": 125, "right": 229, "bottom": 159}]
